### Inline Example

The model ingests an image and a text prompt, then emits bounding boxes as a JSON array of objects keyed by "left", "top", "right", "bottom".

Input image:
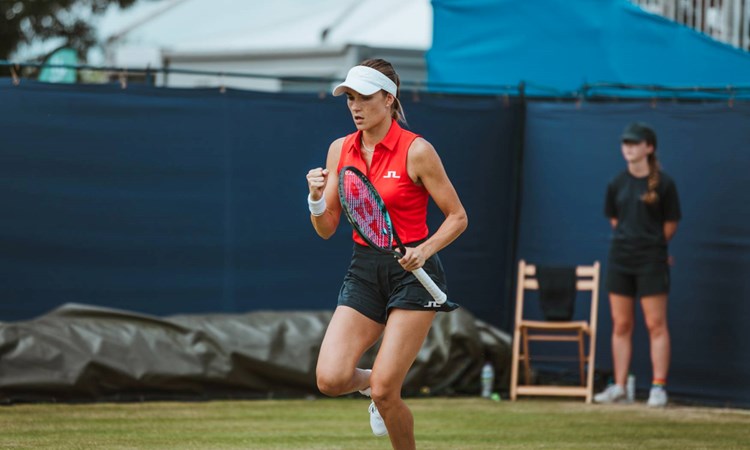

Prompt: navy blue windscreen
[
  {"left": 518, "top": 101, "right": 750, "bottom": 406},
  {"left": 2, "top": 80, "right": 749, "bottom": 406},
  {"left": 406, "top": 95, "right": 522, "bottom": 328},
  {"left": 0, "top": 80, "right": 519, "bottom": 327}
]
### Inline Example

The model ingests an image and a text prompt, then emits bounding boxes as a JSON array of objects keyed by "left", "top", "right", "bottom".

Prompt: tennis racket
[{"left": 337, "top": 165, "right": 447, "bottom": 304}]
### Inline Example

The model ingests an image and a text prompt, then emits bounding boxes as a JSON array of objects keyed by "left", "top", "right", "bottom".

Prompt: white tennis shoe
[
  {"left": 594, "top": 384, "right": 626, "bottom": 403},
  {"left": 359, "top": 385, "right": 387, "bottom": 437},
  {"left": 367, "top": 401, "right": 388, "bottom": 436},
  {"left": 647, "top": 386, "right": 668, "bottom": 407}
]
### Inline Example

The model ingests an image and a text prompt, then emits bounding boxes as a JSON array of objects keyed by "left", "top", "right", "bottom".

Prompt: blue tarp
[{"left": 428, "top": 0, "right": 750, "bottom": 97}]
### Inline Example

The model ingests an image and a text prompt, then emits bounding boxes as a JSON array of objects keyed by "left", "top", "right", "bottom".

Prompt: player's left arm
[{"left": 401, "top": 138, "right": 467, "bottom": 268}]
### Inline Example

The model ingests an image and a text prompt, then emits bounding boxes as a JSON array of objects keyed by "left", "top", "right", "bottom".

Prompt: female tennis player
[
  {"left": 594, "top": 123, "right": 681, "bottom": 407},
  {"left": 305, "top": 59, "right": 467, "bottom": 450}
]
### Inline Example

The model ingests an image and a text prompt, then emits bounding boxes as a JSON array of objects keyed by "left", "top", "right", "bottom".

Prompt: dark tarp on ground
[
  {"left": 0, "top": 304, "right": 510, "bottom": 402},
  {"left": 0, "top": 79, "right": 521, "bottom": 329},
  {"left": 518, "top": 100, "right": 750, "bottom": 407}
]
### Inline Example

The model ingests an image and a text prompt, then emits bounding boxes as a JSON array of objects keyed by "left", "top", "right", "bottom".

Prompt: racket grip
[{"left": 412, "top": 268, "right": 447, "bottom": 305}]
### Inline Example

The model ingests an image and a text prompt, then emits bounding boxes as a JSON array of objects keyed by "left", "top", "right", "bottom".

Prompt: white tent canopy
[{"left": 100, "top": 0, "right": 431, "bottom": 90}]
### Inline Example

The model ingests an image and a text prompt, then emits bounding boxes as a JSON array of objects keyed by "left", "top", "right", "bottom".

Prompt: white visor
[{"left": 332, "top": 66, "right": 398, "bottom": 97}]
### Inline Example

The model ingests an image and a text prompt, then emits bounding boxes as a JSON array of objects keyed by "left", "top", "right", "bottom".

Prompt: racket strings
[{"left": 343, "top": 172, "right": 392, "bottom": 248}]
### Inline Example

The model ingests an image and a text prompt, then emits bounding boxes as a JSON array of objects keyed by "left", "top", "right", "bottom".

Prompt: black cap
[{"left": 621, "top": 122, "right": 657, "bottom": 147}]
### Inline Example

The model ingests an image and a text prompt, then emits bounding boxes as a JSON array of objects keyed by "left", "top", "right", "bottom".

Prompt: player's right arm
[{"left": 306, "top": 138, "right": 344, "bottom": 239}]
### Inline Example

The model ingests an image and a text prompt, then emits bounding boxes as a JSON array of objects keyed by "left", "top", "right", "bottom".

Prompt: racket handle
[{"left": 412, "top": 268, "right": 447, "bottom": 305}]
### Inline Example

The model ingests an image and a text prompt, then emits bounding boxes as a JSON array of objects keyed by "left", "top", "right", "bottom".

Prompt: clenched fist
[{"left": 307, "top": 167, "right": 329, "bottom": 201}]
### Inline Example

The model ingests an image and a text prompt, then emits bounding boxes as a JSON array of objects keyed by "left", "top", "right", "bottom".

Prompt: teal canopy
[{"left": 427, "top": 0, "right": 750, "bottom": 97}]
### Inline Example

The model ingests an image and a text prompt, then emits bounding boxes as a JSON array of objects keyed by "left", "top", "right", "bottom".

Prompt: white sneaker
[
  {"left": 647, "top": 386, "right": 668, "bottom": 407},
  {"left": 368, "top": 401, "right": 388, "bottom": 436},
  {"left": 594, "top": 384, "right": 626, "bottom": 404}
]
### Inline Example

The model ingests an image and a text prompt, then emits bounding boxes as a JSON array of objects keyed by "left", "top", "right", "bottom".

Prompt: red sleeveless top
[{"left": 337, "top": 120, "right": 429, "bottom": 246}]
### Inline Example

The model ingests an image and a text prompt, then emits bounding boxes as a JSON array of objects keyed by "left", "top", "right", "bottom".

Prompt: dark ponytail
[
  {"left": 642, "top": 152, "right": 661, "bottom": 205},
  {"left": 359, "top": 58, "right": 407, "bottom": 124}
]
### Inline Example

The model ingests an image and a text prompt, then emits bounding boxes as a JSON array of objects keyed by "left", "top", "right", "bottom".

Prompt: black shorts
[
  {"left": 337, "top": 242, "right": 459, "bottom": 324},
  {"left": 606, "top": 266, "right": 671, "bottom": 297}
]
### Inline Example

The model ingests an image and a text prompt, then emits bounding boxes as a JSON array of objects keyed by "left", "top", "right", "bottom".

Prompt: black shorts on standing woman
[{"left": 604, "top": 170, "right": 681, "bottom": 297}]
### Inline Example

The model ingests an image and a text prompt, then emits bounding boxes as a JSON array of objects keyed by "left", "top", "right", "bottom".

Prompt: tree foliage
[{"left": 0, "top": 0, "right": 139, "bottom": 61}]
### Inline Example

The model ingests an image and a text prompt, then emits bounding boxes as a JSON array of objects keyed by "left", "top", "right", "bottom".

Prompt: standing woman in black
[{"left": 595, "top": 123, "right": 681, "bottom": 407}]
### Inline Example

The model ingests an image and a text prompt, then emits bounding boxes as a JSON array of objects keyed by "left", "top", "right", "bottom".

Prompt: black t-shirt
[{"left": 604, "top": 170, "right": 681, "bottom": 273}]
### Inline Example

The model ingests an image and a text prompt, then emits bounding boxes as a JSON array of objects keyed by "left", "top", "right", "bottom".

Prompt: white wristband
[{"left": 308, "top": 194, "right": 326, "bottom": 216}]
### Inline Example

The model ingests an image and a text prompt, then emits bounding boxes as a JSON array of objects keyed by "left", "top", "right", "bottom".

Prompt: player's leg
[
  {"left": 369, "top": 309, "right": 436, "bottom": 450},
  {"left": 604, "top": 270, "right": 637, "bottom": 387},
  {"left": 640, "top": 293, "right": 670, "bottom": 381},
  {"left": 641, "top": 290, "right": 670, "bottom": 407},
  {"left": 596, "top": 270, "right": 636, "bottom": 403},
  {"left": 316, "top": 305, "right": 384, "bottom": 397},
  {"left": 595, "top": 290, "right": 635, "bottom": 403},
  {"left": 610, "top": 292, "right": 636, "bottom": 387}
]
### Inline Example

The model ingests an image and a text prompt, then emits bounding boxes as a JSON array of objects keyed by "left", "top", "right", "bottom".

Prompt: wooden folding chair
[{"left": 509, "top": 260, "right": 600, "bottom": 403}]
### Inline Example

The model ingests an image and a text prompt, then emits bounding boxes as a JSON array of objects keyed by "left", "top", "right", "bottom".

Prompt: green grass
[{"left": 1, "top": 397, "right": 748, "bottom": 449}]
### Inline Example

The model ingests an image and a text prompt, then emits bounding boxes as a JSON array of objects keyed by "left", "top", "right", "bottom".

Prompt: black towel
[{"left": 536, "top": 266, "right": 577, "bottom": 321}]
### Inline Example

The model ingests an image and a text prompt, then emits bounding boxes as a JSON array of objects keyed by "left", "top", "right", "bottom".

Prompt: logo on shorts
[
  {"left": 383, "top": 171, "right": 400, "bottom": 179},
  {"left": 424, "top": 301, "right": 441, "bottom": 308}
]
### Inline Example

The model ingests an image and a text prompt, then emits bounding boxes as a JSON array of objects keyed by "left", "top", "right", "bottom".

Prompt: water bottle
[
  {"left": 626, "top": 373, "right": 636, "bottom": 403},
  {"left": 481, "top": 362, "right": 494, "bottom": 398}
]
